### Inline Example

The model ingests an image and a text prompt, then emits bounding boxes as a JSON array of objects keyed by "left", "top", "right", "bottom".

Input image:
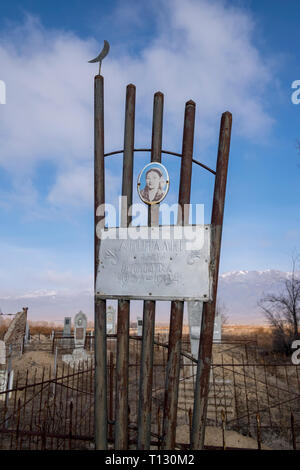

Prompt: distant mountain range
[
  {"left": 0, "top": 270, "right": 298, "bottom": 325},
  {"left": 218, "top": 269, "right": 300, "bottom": 324}
]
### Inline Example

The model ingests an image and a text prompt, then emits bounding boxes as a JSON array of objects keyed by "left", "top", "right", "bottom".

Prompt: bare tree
[{"left": 258, "top": 254, "right": 300, "bottom": 354}]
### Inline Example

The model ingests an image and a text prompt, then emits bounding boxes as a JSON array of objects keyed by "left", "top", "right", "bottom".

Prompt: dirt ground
[{"left": 176, "top": 425, "right": 270, "bottom": 449}]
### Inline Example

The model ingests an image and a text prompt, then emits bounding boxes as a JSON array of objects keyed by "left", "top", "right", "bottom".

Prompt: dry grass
[{"left": 222, "top": 324, "right": 274, "bottom": 350}]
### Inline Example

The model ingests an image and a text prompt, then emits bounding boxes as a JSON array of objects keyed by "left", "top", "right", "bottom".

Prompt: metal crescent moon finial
[{"left": 88, "top": 40, "right": 110, "bottom": 75}]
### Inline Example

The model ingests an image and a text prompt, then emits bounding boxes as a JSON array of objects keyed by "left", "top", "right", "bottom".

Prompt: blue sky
[{"left": 0, "top": 0, "right": 299, "bottom": 321}]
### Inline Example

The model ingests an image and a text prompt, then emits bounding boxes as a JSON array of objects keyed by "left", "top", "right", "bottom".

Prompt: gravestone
[
  {"left": 24, "top": 322, "right": 30, "bottom": 344},
  {"left": 74, "top": 311, "right": 87, "bottom": 349},
  {"left": 137, "top": 317, "right": 143, "bottom": 337},
  {"left": 62, "top": 311, "right": 89, "bottom": 367},
  {"left": 106, "top": 306, "right": 116, "bottom": 334},
  {"left": 213, "top": 313, "right": 222, "bottom": 342},
  {"left": 63, "top": 317, "right": 72, "bottom": 337},
  {"left": 187, "top": 301, "right": 222, "bottom": 358},
  {"left": 0, "top": 341, "right": 6, "bottom": 365}
]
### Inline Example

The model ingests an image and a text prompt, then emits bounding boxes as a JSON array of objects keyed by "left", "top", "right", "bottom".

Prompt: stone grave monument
[
  {"left": 63, "top": 317, "right": 72, "bottom": 337},
  {"left": 137, "top": 317, "right": 143, "bottom": 336},
  {"left": 187, "top": 301, "right": 222, "bottom": 358},
  {"left": 62, "top": 311, "right": 89, "bottom": 367},
  {"left": 106, "top": 306, "right": 116, "bottom": 334}
]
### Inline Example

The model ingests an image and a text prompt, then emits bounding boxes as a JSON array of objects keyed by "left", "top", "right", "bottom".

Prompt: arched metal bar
[{"left": 104, "top": 148, "right": 216, "bottom": 175}]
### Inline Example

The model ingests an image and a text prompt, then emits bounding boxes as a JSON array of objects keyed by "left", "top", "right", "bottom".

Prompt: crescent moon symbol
[{"left": 88, "top": 40, "right": 110, "bottom": 74}]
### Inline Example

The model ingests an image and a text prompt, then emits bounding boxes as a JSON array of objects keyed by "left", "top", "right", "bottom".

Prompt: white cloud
[
  {"left": 0, "top": 1, "right": 276, "bottom": 210},
  {"left": 47, "top": 165, "right": 93, "bottom": 207}
]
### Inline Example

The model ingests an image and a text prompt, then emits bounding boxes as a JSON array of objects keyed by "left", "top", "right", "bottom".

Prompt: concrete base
[{"left": 62, "top": 348, "right": 90, "bottom": 367}]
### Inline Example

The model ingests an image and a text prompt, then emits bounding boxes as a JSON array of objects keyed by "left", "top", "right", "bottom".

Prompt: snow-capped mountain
[
  {"left": 218, "top": 269, "right": 300, "bottom": 324},
  {"left": 0, "top": 270, "right": 298, "bottom": 324}
]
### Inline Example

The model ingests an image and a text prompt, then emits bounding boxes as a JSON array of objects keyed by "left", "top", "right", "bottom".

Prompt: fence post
[
  {"left": 291, "top": 412, "right": 296, "bottom": 450},
  {"left": 162, "top": 99, "right": 196, "bottom": 450},
  {"left": 4, "top": 343, "right": 13, "bottom": 429},
  {"left": 221, "top": 409, "right": 226, "bottom": 450},
  {"left": 69, "top": 401, "right": 73, "bottom": 450},
  {"left": 191, "top": 111, "right": 232, "bottom": 449},
  {"left": 52, "top": 347, "right": 58, "bottom": 395},
  {"left": 16, "top": 398, "right": 21, "bottom": 450},
  {"left": 256, "top": 413, "right": 261, "bottom": 450},
  {"left": 94, "top": 73, "right": 108, "bottom": 450},
  {"left": 137, "top": 91, "right": 163, "bottom": 450}
]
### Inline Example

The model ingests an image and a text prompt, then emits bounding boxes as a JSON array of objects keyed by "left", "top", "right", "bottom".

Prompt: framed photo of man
[{"left": 137, "top": 162, "right": 169, "bottom": 205}]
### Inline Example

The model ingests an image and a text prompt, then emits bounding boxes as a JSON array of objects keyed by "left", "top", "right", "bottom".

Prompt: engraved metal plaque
[
  {"left": 96, "top": 225, "right": 211, "bottom": 301},
  {"left": 76, "top": 327, "right": 84, "bottom": 340}
]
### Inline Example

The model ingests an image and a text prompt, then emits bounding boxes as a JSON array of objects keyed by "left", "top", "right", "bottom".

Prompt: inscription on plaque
[
  {"left": 76, "top": 328, "right": 84, "bottom": 341},
  {"left": 96, "top": 226, "right": 212, "bottom": 301}
]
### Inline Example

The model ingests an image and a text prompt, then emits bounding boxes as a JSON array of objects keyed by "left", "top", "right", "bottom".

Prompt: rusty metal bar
[
  {"left": 221, "top": 354, "right": 227, "bottom": 422},
  {"left": 253, "top": 363, "right": 260, "bottom": 416},
  {"left": 291, "top": 412, "right": 296, "bottom": 450},
  {"left": 162, "top": 100, "right": 196, "bottom": 450},
  {"left": 63, "top": 363, "right": 70, "bottom": 450},
  {"left": 115, "top": 84, "right": 136, "bottom": 450},
  {"left": 256, "top": 413, "right": 261, "bottom": 450},
  {"left": 115, "top": 300, "right": 129, "bottom": 450},
  {"left": 109, "top": 351, "right": 114, "bottom": 442},
  {"left": 79, "top": 362, "right": 84, "bottom": 438},
  {"left": 28, "top": 368, "right": 37, "bottom": 450},
  {"left": 94, "top": 74, "right": 108, "bottom": 450},
  {"left": 232, "top": 355, "right": 240, "bottom": 431},
  {"left": 104, "top": 149, "right": 216, "bottom": 175},
  {"left": 263, "top": 357, "right": 272, "bottom": 428},
  {"left": 221, "top": 409, "right": 226, "bottom": 450},
  {"left": 20, "top": 369, "right": 29, "bottom": 449},
  {"left": 10, "top": 370, "right": 18, "bottom": 450},
  {"left": 58, "top": 362, "right": 64, "bottom": 449},
  {"left": 191, "top": 111, "right": 232, "bottom": 449},
  {"left": 16, "top": 398, "right": 21, "bottom": 450},
  {"left": 69, "top": 401, "right": 73, "bottom": 450},
  {"left": 74, "top": 362, "right": 79, "bottom": 448},
  {"left": 157, "top": 406, "right": 161, "bottom": 450},
  {"left": 137, "top": 91, "right": 164, "bottom": 450}
]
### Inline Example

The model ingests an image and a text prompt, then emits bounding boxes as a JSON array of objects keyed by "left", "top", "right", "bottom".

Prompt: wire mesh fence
[{"left": 0, "top": 332, "right": 299, "bottom": 450}]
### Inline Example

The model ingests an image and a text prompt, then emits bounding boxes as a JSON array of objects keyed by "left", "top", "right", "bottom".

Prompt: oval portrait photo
[{"left": 137, "top": 162, "right": 169, "bottom": 205}]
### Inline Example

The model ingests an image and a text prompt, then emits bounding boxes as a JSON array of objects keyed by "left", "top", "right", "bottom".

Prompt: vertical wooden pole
[
  {"left": 191, "top": 111, "right": 232, "bottom": 449},
  {"left": 162, "top": 100, "right": 196, "bottom": 450},
  {"left": 94, "top": 74, "right": 107, "bottom": 450},
  {"left": 137, "top": 92, "right": 164, "bottom": 449},
  {"left": 115, "top": 84, "right": 136, "bottom": 450}
]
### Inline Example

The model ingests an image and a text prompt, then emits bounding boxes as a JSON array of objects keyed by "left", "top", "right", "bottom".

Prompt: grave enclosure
[{"left": 93, "top": 70, "right": 232, "bottom": 450}]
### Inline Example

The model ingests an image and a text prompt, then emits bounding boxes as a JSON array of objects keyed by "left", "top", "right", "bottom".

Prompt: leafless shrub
[{"left": 258, "top": 255, "right": 300, "bottom": 355}]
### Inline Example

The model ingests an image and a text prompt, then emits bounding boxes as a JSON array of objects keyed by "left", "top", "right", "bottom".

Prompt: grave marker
[
  {"left": 63, "top": 317, "right": 72, "bottom": 337},
  {"left": 137, "top": 317, "right": 143, "bottom": 336},
  {"left": 106, "top": 307, "right": 116, "bottom": 334}
]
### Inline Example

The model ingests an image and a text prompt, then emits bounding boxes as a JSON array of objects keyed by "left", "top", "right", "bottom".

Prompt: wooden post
[
  {"left": 137, "top": 92, "right": 164, "bottom": 449},
  {"left": 162, "top": 100, "right": 196, "bottom": 449},
  {"left": 115, "top": 84, "right": 136, "bottom": 450},
  {"left": 94, "top": 74, "right": 107, "bottom": 450},
  {"left": 191, "top": 111, "right": 232, "bottom": 449}
]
